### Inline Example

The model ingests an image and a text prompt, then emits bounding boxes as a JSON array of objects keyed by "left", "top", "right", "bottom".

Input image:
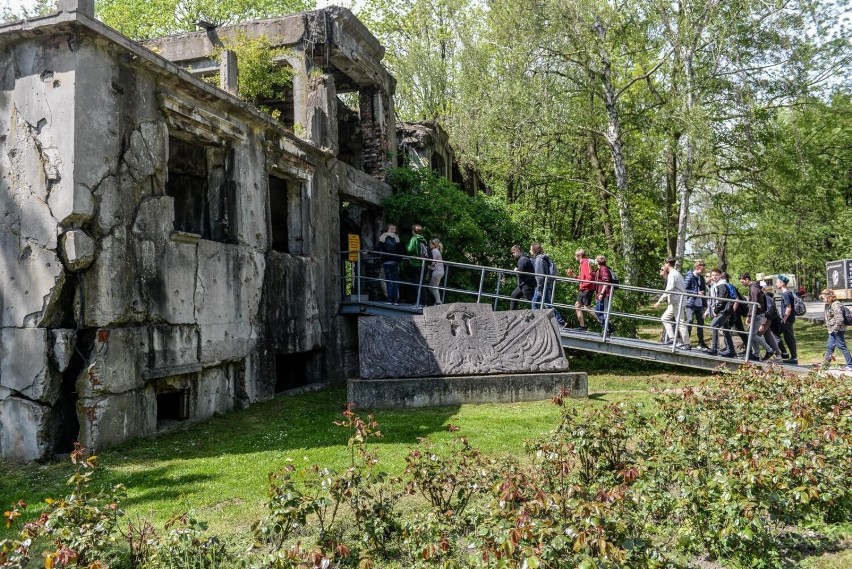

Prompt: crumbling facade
[
  {"left": 397, "top": 120, "right": 485, "bottom": 195},
  {"left": 0, "top": 3, "right": 395, "bottom": 460}
]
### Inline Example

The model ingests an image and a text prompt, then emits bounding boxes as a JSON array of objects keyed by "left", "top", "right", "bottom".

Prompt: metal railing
[{"left": 340, "top": 250, "right": 767, "bottom": 363}]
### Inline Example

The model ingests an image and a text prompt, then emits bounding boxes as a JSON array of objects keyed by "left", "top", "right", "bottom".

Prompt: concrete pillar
[
  {"left": 220, "top": 50, "right": 238, "bottom": 96},
  {"left": 359, "top": 87, "right": 391, "bottom": 180},
  {"left": 59, "top": 0, "right": 95, "bottom": 17},
  {"left": 306, "top": 74, "right": 338, "bottom": 152}
]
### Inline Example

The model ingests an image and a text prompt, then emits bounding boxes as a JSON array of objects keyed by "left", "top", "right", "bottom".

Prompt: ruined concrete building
[
  {"left": 397, "top": 120, "right": 485, "bottom": 196},
  {"left": 0, "top": 1, "right": 395, "bottom": 460}
]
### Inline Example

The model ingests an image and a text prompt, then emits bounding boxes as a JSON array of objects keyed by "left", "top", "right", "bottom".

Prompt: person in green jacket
[{"left": 404, "top": 224, "right": 429, "bottom": 305}]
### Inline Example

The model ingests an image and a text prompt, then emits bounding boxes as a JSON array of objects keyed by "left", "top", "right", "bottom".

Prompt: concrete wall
[{"left": 0, "top": 10, "right": 357, "bottom": 460}]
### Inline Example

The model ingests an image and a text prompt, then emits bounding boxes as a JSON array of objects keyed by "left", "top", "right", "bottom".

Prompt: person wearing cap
[
  {"left": 739, "top": 273, "right": 781, "bottom": 362},
  {"left": 819, "top": 288, "right": 852, "bottom": 371},
  {"left": 776, "top": 275, "right": 798, "bottom": 364}
]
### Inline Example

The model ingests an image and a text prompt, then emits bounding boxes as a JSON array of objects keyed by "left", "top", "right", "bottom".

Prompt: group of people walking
[
  {"left": 376, "top": 223, "right": 444, "bottom": 306},
  {"left": 657, "top": 259, "right": 799, "bottom": 364},
  {"left": 371, "top": 227, "right": 851, "bottom": 371}
]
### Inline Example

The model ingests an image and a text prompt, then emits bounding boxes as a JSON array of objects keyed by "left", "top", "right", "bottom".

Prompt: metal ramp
[{"left": 339, "top": 251, "right": 811, "bottom": 374}]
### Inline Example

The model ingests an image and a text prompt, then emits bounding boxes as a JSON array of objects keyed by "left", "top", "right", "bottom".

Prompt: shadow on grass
[{"left": 119, "top": 469, "right": 218, "bottom": 508}]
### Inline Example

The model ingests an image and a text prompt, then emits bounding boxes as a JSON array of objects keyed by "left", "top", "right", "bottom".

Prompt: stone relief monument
[
  {"left": 351, "top": 303, "right": 587, "bottom": 408},
  {"left": 359, "top": 303, "right": 569, "bottom": 379}
]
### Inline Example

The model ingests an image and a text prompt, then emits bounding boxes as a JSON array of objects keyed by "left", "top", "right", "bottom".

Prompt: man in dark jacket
[
  {"left": 739, "top": 273, "right": 780, "bottom": 361},
  {"left": 777, "top": 275, "right": 799, "bottom": 364},
  {"left": 704, "top": 268, "right": 735, "bottom": 356},
  {"left": 684, "top": 260, "right": 708, "bottom": 349},
  {"left": 509, "top": 244, "right": 536, "bottom": 309}
]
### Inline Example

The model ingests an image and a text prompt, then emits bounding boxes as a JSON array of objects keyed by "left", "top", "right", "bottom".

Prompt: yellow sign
[{"left": 347, "top": 233, "right": 360, "bottom": 262}]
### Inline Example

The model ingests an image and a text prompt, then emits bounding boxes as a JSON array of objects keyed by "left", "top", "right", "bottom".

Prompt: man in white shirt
[{"left": 654, "top": 257, "right": 690, "bottom": 349}]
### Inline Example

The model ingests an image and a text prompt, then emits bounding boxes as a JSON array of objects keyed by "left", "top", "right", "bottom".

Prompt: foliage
[
  {"left": 3, "top": 364, "right": 852, "bottom": 567},
  {"left": 1, "top": 0, "right": 55, "bottom": 22},
  {"left": 96, "top": 0, "right": 315, "bottom": 39},
  {"left": 0, "top": 443, "right": 125, "bottom": 568},
  {"left": 211, "top": 31, "right": 295, "bottom": 113},
  {"left": 384, "top": 165, "right": 527, "bottom": 267}
]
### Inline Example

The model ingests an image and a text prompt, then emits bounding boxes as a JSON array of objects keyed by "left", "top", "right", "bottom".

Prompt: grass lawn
[{"left": 1, "top": 320, "right": 846, "bottom": 566}]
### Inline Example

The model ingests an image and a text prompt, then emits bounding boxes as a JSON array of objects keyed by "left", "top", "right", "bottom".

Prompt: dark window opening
[
  {"left": 167, "top": 137, "right": 209, "bottom": 236},
  {"left": 269, "top": 176, "right": 289, "bottom": 252},
  {"left": 274, "top": 353, "right": 310, "bottom": 393},
  {"left": 431, "top": 152, "right": 446, "bottom": 178},
  {"left": 157, "top": 390, "right": 189, "bottom": 426},
  {"left": 166, "top": 136, "right": 235, "bottom": 242},
  {"left": 336, "top": 95, "right": 363, "bottom": 169}
]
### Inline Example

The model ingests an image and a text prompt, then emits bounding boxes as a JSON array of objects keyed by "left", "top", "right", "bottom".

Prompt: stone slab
[
  {"left": 0, "top": 327, "right": 59, "bottom": 404},
  {"left": 347, "top": 372, "right": 588, "bottom": 409},
  {"left": 0, "top": 396, "right": 52, "bottom": 461},
  {"left": 358, "top": 303, "right": 569, "bottom": 380}
]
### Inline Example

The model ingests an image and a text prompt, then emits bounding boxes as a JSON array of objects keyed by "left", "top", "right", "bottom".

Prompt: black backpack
[
  {"left": 840, "top": 303, "right": 852, "bottom": 326},
  {"left": 764, "top": 292, "right": 779, "bottom": 320},
  {"left": 608, "top": 268, "right": 620, "bottom": 285},
  {"left": 380, "top": 235, "right": 399, "bottom": 262}
]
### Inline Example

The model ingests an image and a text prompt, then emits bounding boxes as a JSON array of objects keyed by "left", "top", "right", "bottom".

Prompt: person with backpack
[
  {"left": 759, "top": 283, "right": 785, "bottom": 360},
  {"left": 377, "top": 223, "right": 402, "bottom": 305},
  {"left": 593, "top": 255, "right": 615, "bottom": 335},
  {"left": 777, "top": 275, "right": 799, "bottom": 364},
  {"left": 530, "top": 243, "right": 567, "bottom": 327},
  {"left": 819, "top": 288, "right": 852, "bottom": 371},
  {"left": 509, "top": 244, "right": 536, "bottom": 309},
  {"left": 404, "top": 224, "right": 430, "bottom": 305},
  {"left": 722, "top": 272, "right": 749, "bottom": 354},
  {"left": 704, "top": 268, "right": 736, "bottom": 357},
  {"left": 654, "top": 258, "right": 690, "bottom": 349},
  {"left": 564, "top": 248, "right": 597, "bottom": 331},
  {"left": 739, "top": 273, "right": 781, "bottom": 362}
]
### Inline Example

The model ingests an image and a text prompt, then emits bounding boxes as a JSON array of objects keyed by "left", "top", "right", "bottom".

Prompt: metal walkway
[{"left": 340, "top": 251, "right": 812, "bottom": 374}]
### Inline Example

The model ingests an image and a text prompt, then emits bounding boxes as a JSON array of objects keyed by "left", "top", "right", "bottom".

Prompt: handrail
[{"left": 340, "top": 250, "right": 767, "bottom": 363}]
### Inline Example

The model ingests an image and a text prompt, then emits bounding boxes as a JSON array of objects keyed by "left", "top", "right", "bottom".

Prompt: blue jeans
[
  {"left": 383, "top": 262, "right": 399, "bottom": 303},
  {"left": 825, "top": 331, "right": 852, "bottom": 366},
  {"left": 532, "top": 286, "right": 565, "bottom": 326},
  {"left": 595, "top": 297, "right": 610, "bottom": 327}
]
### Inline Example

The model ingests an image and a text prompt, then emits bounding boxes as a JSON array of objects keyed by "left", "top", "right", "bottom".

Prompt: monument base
[{"left": 347, "top": 372, "right": 588, "bottom": 409}]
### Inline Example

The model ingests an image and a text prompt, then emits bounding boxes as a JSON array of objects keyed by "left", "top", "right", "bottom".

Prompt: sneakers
[
  {"left": 840, "top": 365, "right": 852, "bottom": 372},
  {"left": 718, "top": 350, "right": 737, "bottom": 358},
  {"left": 675, "top": 343, "right": 691, "bottom": 350},
  {"left": 702, "top": 348, "right": 718, "bottom": 355},
  {"left": 760, "top": 351, "right": 778, "bottom": 362},
  {"left": 782, "top": 358, "right": 798, "bottom": 365}
]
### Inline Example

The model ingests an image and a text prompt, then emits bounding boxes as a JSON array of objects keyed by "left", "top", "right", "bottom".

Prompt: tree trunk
[
  {"left": 674, "top": 53, "right": 696, "bottom": 263},
  {"left": 595, "top": 19, "right": 637, "bottom": 284},
  {"left": 587, "top": 136, "right": 615, "bottom": 250},
  {"left": 665, "top": 132, "right": 679, "bottom": 258}
]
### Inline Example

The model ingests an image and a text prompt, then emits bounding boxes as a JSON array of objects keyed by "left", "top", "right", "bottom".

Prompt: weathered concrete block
[
  {"left": 83, "top": 226, "right": 145, "bottom": 326},
  {"left": 77, "top": 389, "right": 157, "bottom": 450},
  {"left": 196, "top": 242, "right": 264, "bottom": 363},
  {"left": 145, "top": 325, "right": 200, "bottom": 374},
  {"left": 195, "top": 364, "right": 236, "bottom": 418},
  {"left": 0, "top": 396, "right": 53, "bottom": 461},
  {"left": 264, "top": 252, "right": 323, "bottom": 354},
  {"left": 0, "top": 232, "right": 66, "bottom": 328},
  {"left": 348, "top": 372, "right": 588, "bottom": 409},
  {"left": 49, "top": 329, "right": 77, "bottom": 373},
  {"left": 0, "top": 327, "right": 60, "bottom": 404},
  {"left": 133, "top": 196, "right": 197, "bottom": 324},
  {"left": 358, "top": 304, "right": 569, "bottom": 380},
  {"left": 60, "top": 229, "right": 96, "bottom": 271},
  {"left": 76, "top": 327, "right": 145, "bottom": 398}
]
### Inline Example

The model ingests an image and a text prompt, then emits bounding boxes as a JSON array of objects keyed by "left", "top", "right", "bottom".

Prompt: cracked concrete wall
[{"left": 0, "top": 20, "right": 344, "bottom": 460}]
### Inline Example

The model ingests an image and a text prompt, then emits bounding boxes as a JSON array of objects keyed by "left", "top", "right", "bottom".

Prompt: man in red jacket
[{"left": 565, "top": 248, "right": 596, "bottom": 331}]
